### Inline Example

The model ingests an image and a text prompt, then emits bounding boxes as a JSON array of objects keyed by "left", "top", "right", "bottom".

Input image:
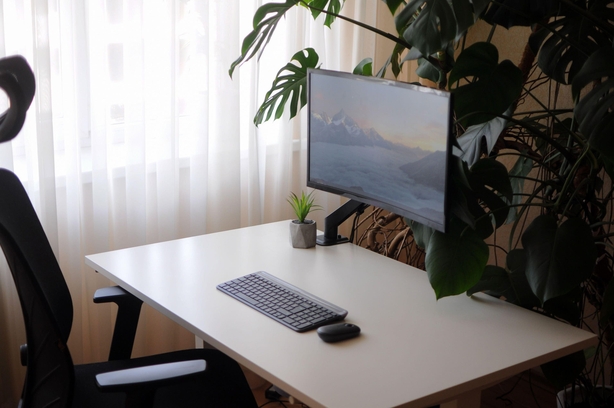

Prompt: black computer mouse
[{"left": 317, "top": 322, "right": 361, "bottom": 342}]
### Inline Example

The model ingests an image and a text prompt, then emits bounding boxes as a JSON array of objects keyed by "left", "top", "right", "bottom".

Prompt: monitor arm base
[{"left": 317, "top": 200, "right": 369, "bottom": 246}]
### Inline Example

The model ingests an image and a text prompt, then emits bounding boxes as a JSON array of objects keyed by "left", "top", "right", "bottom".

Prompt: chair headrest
[{"left": 0, "top": 55, "right": 35, "bottom": 143}]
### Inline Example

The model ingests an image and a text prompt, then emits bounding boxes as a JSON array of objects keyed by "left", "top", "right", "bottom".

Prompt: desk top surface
[{"left": 86, "top": 221, "right": 596, "bottom": 408}]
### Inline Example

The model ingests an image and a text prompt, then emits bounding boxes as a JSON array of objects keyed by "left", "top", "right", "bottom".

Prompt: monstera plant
[{"left": 230, "top": 1, "right": 614, "bottom": 405}]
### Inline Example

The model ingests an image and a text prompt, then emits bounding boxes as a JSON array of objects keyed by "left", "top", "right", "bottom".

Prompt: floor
[{"left": 250, "top": 369, "right": 558, "bottom": 408}]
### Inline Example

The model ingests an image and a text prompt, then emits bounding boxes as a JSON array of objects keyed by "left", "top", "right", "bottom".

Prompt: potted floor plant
[
  {"left": 288, "top": 191, "right": 320, "bottom": 248},
  {"left": 230, "top": 1, "right": 614, "bottom": 405}
]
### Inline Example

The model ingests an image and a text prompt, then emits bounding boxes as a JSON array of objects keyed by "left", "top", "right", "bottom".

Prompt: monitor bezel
[{"left": 306, "top": 68, "right": 453, "bottom": 234}]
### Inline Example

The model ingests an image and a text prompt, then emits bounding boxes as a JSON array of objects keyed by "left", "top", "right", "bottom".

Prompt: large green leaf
[
  {"left": 469, "top": 158, "right": 513, "bottom": 202},
  {"left": 468, "top": 158, "right": 513, "bottom": 230},
  {"left": 394, "top": 1, "right": 422, "bottom": 35},
  {"left": 469, "top": 0, "right": 490, "bottom": 18},
  {"left": 476, "top": 187, "right": 508, "bottom": 229},
  {"left": 449, "top": 42, "right": 523, "bottom": 128},
  {"left": 451, "top": 0, "right": 475, "bottom": 40},
  {"left": 483, "top": 0, "right": 559, "bottom": 28},
  {"left": 410, "top": 220, "right": 434, "bottom": 249},
  {"left": 254, "top": 48, "right": 319, "bottom": 126},
  {"left": 389, "top": 42, "right": 409, "bottom": 78},
  {"left": 425, "top": 219, "right": 489, "bottom": 299},
  {"left": 521, "top": 215, "right": 597, "bottom": 304},
  {"left": 543, "top": 289, "right": 583, "bottom": 327},
  {"left": 505, "top": 249, "right": 541, "bottom": 308},
  {"left": 572, "top": 47, "right": 614, "bottom": 161},
  {"left": 466, "top": 252, "right": 540, "bottom": 308},
  {"left": 402, "top": 1, "right": 456, "bottom": 56},
  {"left": 352, "top": 58, "right": 373, "bottom": 76},
  {"left": 467, "top": 265, "right": 511, "bottom": 297},
  {"left": 382, "top": 0, "right": 407, "bottom": 15},
  {"left": 456, "top": 114, "right": 509, "bottom": 166},
  {"left": 448, "top": 177, "right": 476, "bottom": 229},
  {"left": 415, "top": 57, "right": 444, "bottom": 85},
  {"left": 229, "top": 0, "right": 300, "bottom": 77},
  {"left": 396, "top": 0, "right": 485, "bottom": 56},
  {"left": 529, "top": 0, "right": 613, "bottom": 84},
  {"left": 449, "top": 157, "right": 495, "bottom": 238},
  {"left": 304, "top": 0, "right": 344, "bottom": 27},
  {"left": 448, "top": 156, "right": 477, "bottom": 229},
  {"left": 414, "top": 42, "right": 455, "bottom": 85},
  {"left": 447, "top": 156, "right": 508, "bottom": 237},
  {"left": 465, "top": 192, "right": 494, "bottom": 238}
]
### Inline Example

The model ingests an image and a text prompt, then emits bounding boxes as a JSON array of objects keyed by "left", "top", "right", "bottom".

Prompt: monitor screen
[{"left": 307, "top": 69, "right": 452, "bottom": 234}]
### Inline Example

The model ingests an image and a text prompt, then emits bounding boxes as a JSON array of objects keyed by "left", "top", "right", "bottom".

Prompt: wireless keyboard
[{"left": 217, "top": 271, "right": 348, "bottom": 332}]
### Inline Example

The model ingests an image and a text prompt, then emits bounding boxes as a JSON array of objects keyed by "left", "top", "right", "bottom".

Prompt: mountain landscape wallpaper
[{"left": 308, "top": 72, "right": 451, "bottom": 227}]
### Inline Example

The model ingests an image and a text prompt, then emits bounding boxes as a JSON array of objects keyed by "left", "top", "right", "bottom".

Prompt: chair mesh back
[{"left": 0, "top": 168, "right": 74, "bottom": 407}]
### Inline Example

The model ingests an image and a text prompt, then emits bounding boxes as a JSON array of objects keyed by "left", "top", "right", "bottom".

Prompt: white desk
[{"left": 85, "top": 221, "right": 596, "bottom": 408}]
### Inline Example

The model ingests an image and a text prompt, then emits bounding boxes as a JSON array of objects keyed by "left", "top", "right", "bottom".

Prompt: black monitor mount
[{"left": 316, "top": 200, "right": 370, "bottom": 246}]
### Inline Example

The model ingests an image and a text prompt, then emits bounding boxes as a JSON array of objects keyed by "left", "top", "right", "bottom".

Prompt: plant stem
[
  {"left": 508, "top": 181, "right": 552, "bottom": 250},
  {"left": 486, "top": 23, "right": 497, "bottom": 43},
  {"left": 553, "top": 147, "right": 589, "bottom": 215},
  {"left": 298, "top": 1, "right": 446, "bottom": 74},
  {"left": 298, "top": 1, "right": 412, "bottom": 49},
  {"left": 558, "top": 0, "right": 614, "bottom": 37},
  {"left": 499, "top": 113, "right": 577, "bottom": 163}
]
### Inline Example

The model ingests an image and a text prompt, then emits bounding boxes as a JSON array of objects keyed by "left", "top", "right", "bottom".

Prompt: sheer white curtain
[{"left": 0, "top": 0, "right": 378, "bottom": 405}]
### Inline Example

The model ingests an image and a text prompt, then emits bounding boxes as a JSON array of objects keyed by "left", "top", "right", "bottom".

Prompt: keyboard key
[
  {"left": 235, "top": 292, "right": 259, "bottom": 305},
  {"left": 277, "top": 307, "right": 292, "bottom": 316}
]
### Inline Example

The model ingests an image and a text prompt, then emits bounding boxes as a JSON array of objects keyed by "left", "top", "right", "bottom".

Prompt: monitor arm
[{"left": 317, "top": 200, "right": 370, "bottom": 246}]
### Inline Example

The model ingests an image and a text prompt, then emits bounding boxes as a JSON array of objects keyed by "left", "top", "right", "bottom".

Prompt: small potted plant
[{"left": 287, "top": 191, "right": 320, "bottom": 248}]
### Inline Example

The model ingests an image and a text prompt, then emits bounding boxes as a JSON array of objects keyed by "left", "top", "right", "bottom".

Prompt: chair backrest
[
  {"left": 0, "top": 55, "right": 35, "bottom": 144},
  {"left": 0, "top": 168, "right": 75, "bottom": 407}
]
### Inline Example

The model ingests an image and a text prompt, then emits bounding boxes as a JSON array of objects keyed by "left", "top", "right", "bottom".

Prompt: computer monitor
[{"left": 307, "top": 69, "right": 453, "bottom": 245}]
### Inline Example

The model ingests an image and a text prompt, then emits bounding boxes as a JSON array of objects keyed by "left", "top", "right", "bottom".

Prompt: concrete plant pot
[{"left": 289, "top": 220, "right": 316, "bottom": 248}]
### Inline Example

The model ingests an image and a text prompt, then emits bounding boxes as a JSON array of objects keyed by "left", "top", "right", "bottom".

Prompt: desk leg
[
  {"left": 440, "top": 390, "right": 481, "bottom": 408},
  {"left": 195, "top": 336, "right": 204, "bottom": 348}
]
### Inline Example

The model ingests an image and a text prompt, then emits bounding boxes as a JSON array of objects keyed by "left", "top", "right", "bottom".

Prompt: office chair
[{"left": 0, "top": 55, "right": 257, "bottom": 407}]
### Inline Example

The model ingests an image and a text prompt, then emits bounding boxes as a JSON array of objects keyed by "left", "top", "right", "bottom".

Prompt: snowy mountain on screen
[{"left": 310, "top": 110, "right": 427, "bottom": 161}]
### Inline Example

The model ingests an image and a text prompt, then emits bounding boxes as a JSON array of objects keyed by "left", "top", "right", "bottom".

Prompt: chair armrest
[
  {"left": 96, "top": 359, "right": 206, "bottom": 392},
  {"left": 94, "top": 286, "right": 143, "bottom": 361}
]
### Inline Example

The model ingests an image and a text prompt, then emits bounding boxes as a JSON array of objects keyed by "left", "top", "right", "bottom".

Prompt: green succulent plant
[{"left": 287, "top": 191, "right": 321, "bottom": 223}]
